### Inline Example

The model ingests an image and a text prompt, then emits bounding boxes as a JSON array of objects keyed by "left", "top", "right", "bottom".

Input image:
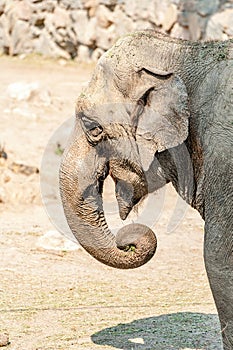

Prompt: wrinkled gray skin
[{"left": 60, "top": 31, "right": 233, "bottom": 348}]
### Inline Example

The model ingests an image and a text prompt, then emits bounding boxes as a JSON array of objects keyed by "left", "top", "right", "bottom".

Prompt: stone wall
[{"left": 0, "top": 0, "right": 233, "bottom": 61}]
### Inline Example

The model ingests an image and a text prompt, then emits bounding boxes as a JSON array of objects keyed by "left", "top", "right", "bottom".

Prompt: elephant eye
[{"left": 89, "top": 125, "right": 103, "bottom": 137}]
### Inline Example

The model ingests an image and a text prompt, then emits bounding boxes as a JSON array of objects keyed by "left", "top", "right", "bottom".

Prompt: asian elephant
[{"left": 59, "top": 31, "right": 233, "bottom": 349}]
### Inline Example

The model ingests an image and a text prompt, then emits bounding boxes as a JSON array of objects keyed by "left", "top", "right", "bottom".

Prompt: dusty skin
[{"left": 0, "top": 56, "right": 223, "bottom": 349}]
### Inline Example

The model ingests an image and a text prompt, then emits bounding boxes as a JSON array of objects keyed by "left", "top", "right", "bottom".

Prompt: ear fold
[
  {"left": 131, "top": 66, "right": 173, "bottom": 101},
  {"left": 135, "top": 69, "right": 190, "bottom": 152}
]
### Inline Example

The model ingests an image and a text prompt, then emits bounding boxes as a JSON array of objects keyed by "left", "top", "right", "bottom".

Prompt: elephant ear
[{"left": 133, "top": 67, "right": 190, "bottom": 153}]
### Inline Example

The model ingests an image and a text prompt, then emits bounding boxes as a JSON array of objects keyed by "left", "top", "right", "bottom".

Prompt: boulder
[
  {"left": 188, "top": 12, "right": 201, "bottom": 40},
  {"left": 77, "top": 44, "right": 91, "bottom": 62},
  {"left": 34, "top": 29, "right": 71, "bottom": 59},
  {"left": 7, "top": 0, "right": 33, "bottom": 22},
  {"left": 96, "top": 24, "right": 116, "bottom": 50},
  {"left": 162, "top": 3, "right": 178, "bottom": 32},
  {"left": 10, "top": 20, "right": 32, "bottom": 55},
  {"left": 72, "top": 11, "right": 97, "bottom": 46},
  {"left": 36, "top": 230, "right": 80, "bottom": 251},
  {"left": 59, "top": 0, "right": 84, "bottom": 10},
  {"left": 153, "top": 0, "right": 174, "bottom": 26},
  {"left": 83, "top": 0, "right": 99, "bottom": 9},
  {"left": 197, "top": 0, "right": 220, "bottom": 16},
  {"left": 0, "top": 333, "right": 9, "bottom": 347},
  {"left": 53, "top": 7, "right": 71, "bottom": 28},
  {"left": 44, "top": 12, "right": 54, "bottom": 34},
  {"left": 124, "top": 0, "right": 155, "bottom": 21},
  {"left": 112, "top": 5, "right": 135, "bottom": 37},
  {"left": 6, "top": 81, "right": 40, "bottom": 101},
  {"left": 170, "top": 22, "right": 190, "bottom": 40},
  {"left": 32, "top": 0, "right": 55, "bottom": 13},
  {"left": 30, "top": 13, "right": 46, "bottom": 28},
  {"left": 95, "top": 4, "right": 113, "bottom": 28},
  {"left": 0, "top": 13, "right": 10, "bottom": 48},
  {"left": 0, "top": 0, "right": 5, "bottom": 15},
  {"left": 134, "top": 20, "right": 154, "bottom": 31},
  {"left": 91, "top": 47, "right": 105, "bottom": 61},
  {"left": 205, "top": 8, "right": 233, "bottom": 39},
  {"left": 99, "top": 0, "right": 118, "bottom": 6}
]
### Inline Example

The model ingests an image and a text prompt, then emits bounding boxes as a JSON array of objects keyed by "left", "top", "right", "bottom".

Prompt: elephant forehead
[{"left": 85, "top": 101, "right": 133, "bottom": 127}]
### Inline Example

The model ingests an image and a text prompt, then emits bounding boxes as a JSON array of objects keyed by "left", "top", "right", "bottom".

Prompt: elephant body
[{"left": 60, "top": 31, "right": 233, "bottom": 349}]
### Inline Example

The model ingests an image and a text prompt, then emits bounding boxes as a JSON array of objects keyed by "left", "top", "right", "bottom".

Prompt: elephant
[{"left": 59, "top": 31, "right": 233, "bottom": 349}]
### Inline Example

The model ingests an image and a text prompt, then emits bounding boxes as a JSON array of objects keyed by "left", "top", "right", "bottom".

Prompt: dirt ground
[{"left": 0, "top": 56, "right": 223, "bottom": 350}]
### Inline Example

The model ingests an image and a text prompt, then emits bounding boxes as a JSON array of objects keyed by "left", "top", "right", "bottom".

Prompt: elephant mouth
[{"left": 109, "top": 159, "right": 148, "bottom": 220}]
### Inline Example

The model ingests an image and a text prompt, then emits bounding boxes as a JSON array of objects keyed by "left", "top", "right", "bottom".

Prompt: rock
[
  {"left": 0, "top": 333, "right": 9, "bottom": 347},
  {"left": 9, "top": 162, "right": 39, "bottom": 175},
  {"left": 59, "top": 0, "right": 84, "bottom": 10},
  {"left": 12, "top": 107, "right": 37, "bottom": 119},
  {"left": 10, "top": 0, "right": 33, "bottom": 21},
  {"left": 188, "top": 12, "right": 201, "bottom": 40},
  {"left": 53, "top": 7, "right": 71, "bottom": 29},
  {"left": 178, "top": 0, "right": 196, "bottom": 27},
  {"left": 35, "top": 89, "right": 52, "bottom": 106},
  {"left": 91, "top": 47, "right": 105, "bottom": 61},
  {"left": 72, "top": 11, "right": 96, "bottom": 46},
  {"left": 30, "top": 13, "right": 46, "bottom": 28},
  {"left": 153, "top": 0, "right": 172, "bottom": 26},
  {"left": 33, "top": 0, "right": 55, "bottom": 13},
  {"left": 197, "top": 0, "right": 220, "bottom": 16},
  {"left": 0, "top": 0, "right": 232, "bottom": 61},
  {"left": 58, "top": 58, "right": 67, "bottom": 66},
  {"left": 0, "top": 0, "right": 5, "bottom": 15},
  {"left": 77, "top": 44, "right": 91, "bottom": 62},
  {"left": 7, "top": 81, "right": 39, "bottom": 101},
  {"left": 36, "top": 230, "right": 80, "bottom": 251},
  {"left": 162, "top": 3, "right": 178, "bottom": 31},
  {"left": 44, "top": 12, "right": 54, "bottom": 34},
  {"left": 205, "top": 9, "right": 233, "bottom": 39},
  {"left": 134, "top": 20, "right": 154, "bottom": 31},
  {"left": 59, "top": 39, "right": 77, "bottom": 58},
  {"left": 179, "top": 0, "right": 196, "bottom": 13},
  {"left": 84, "top": 0, "right": 99, "bottom": 9},
  {"left": 0, "top": 14, "right": 10, "bottom": 49},
  {"left": 7, "top": 80, "right": 51, "bottom": 105},
  {"left": 10, "top": 20, "right": 32, "bottom": 55},
  {"left": 112, "top": 5, "right": 135, "bottom": 37},
  {"left": 66, "top": 25, "right": 77, "bottom": 43},
  {"left": 88, "top": 5, "right": 97, "bottom": 17},
  {"left": 96, "top": 24, "right": 116, "bottom": 50},
  {"left": 0, "top": 187, "right": 6, "bottom": 203},
  {"left": 35, "top": 29, "right": 71, "bottom": 59},
  {"left": 0, "top": 39, "right": 3, "bottom": 55},
  {"left": 95, "top": 4, "right": 113, "bottom": 28},
  {"left": 99, "top": 0, "right": 118, "bottom": 6},
  {"left": 178, "top": 10, "right": 189, "bottom": 28},
  {"left": 124, "top": 0, "right": 155, "bottom": 21},
  {"left": 170, "top": 22, "right": 190, "bottom": 40}
]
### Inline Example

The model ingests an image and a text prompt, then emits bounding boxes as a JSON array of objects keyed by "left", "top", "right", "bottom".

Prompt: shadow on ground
[{"left": 91, "top": 312, "right": 222, "bottom": 350}]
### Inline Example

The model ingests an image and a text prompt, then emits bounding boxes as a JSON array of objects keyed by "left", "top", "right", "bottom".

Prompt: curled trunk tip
[{"left": 82, "top": 223, "right": 157, "bottom": 269}]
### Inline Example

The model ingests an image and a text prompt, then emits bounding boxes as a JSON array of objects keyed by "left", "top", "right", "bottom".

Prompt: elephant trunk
[{"left": 59, "top": 133, "right": 157, "bottom": 269}]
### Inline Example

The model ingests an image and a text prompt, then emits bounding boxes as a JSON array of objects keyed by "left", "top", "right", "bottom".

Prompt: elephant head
[{"left": 59, "top": 34, "right": 190, "bottom": 269}]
